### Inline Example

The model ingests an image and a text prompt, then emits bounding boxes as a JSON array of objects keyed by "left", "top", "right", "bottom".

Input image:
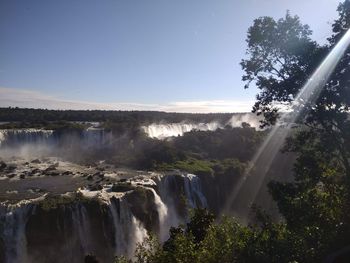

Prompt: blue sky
[{"left": 0, "top": 0, "right": 341, "bottom": 112}]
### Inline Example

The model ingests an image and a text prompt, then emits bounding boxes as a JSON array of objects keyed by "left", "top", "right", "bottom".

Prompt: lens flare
[{"left": 224, "top": 28, "right": 350, "bottom": 221}]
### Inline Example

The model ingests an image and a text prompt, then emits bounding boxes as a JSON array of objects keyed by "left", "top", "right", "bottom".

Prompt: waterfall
[
  {"left": 155, "top": 173, "right": 208, "bottom": 236},
  {"left": 72, "top": 204, "right": 92, "bottom": 254},
  {"left": 141, "top": 114, "right": 261, "bottom": 139},
  {"left": 141, "top": 122, "right": 223, "bottom": 139},
  {"left": 0, "top": 173, "right": 208, "bottom": 261},
  {"left": 183, "top": 174, "right": 208, "bottom": 208},
  {"left": 82, "top": 128, "right": 112, "bottom": 148},
  {"left": 0, "top": 128, "right": 114, "bottom": 153},
  {"left": 147, "top": 188, "right": 169, "bottom": 241},
  {"left": 0, "top": 203, "right": 33, "bottom": 263},
  {"left": 157, "top": 175, "right": 182, "bottom": 228},
  {"left": 108, "top": 196, "right": 148, "bottom": 258},
  {"left": 0, "top": 129, "right": 54, "bottom": 148}
]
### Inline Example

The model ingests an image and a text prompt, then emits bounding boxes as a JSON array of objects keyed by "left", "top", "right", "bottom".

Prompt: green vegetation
[
  {"left": 116, "top": 1, "right": 350, "bottom": 262},
  {"left": 156, "top": 158, "right": 214, "bottom": 176},
  {"left": 99, "top": 126, "right": 261, "bottom": 177},
  {"left": 38, "top": 192, "right": 92, "bottom": 210},
  {"left": 0, "top": 107, "right": 233, "bottom": 125},
  {"left": 5, "top": 1, "right": 350, "bottom": 262},
  {"left": 156, "top": 158, "right": 246, "bottom": 178}
]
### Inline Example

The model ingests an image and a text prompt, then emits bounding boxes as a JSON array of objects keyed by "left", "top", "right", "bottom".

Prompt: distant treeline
[{"left": 0, "top": 107, "right": 237, "bottom": 124}]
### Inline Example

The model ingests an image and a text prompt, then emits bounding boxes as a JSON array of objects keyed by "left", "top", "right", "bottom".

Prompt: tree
[
  {"left": 242, "top": 1, "right": 350, "bottom": 261},
  {"left": 241, "top": 11, "right": 325, "bottom": 127}
]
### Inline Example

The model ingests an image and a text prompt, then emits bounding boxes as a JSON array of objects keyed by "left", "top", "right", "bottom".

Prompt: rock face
[{"left": 0, "top": 173, "right": 210, "bottom": 263}]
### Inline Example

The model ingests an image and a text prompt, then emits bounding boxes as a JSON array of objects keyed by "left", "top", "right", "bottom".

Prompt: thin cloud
[{"left": 0, "top": 87, "right": 254, "bottom": 113}]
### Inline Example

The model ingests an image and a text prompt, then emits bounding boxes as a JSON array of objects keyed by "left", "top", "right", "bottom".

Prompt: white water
[
  {"left": 142, "top": 122, "right": 223, "bottom": 139},
  {"left": 156, "top": 173, "right": 208, "bottom": 232},
  {"left": 226, "top": 114, "right": 261, "bottom": 129},
  {"left": 157, "top": 175, "right": 182, "bottom": 228},
  {"left": 72, "top": 204, "right": 92, "bottom": 254},
  {"left": 0, "top": 129, "right": 54, "bottom": 147},
  {"left": 82, "top": 128, "right": 113, "bottom": 148},
  {"left": 108, "top": 196, "right": 148, "bottom": 258},
  {"left": 0, "top": 203, "right": 33, "bottom": 263},
  {"left": 142, "top": 113, "right": 261, "bottom": 139},
  {"left": 147, "top": 187, "right": 169, "bottom": 241},
  {"left": 183, "top": 174, "right": 208, "bottom": 208},
  {"left": 0, "top": 173, "right": 208, "bottom": 261},
  {"left": 0, "top": 128, "right": 113, "bottom": 151}
]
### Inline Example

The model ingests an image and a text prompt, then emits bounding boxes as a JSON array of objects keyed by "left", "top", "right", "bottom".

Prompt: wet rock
[
  {"left": 32, "top": 168, "right": 40, "bottom": 174},
  {"left": 125, "top": 187, "right": 159, "bottom": 232},
  {"left": 45, "top": 165, "right": 57, "bottom": 172},
  {"left": 48, "top": 171, "right": 60, "bottom": 176},
  {"left": 31, "top": 159, "right": 41, "bottom": 164},
  {"left": 0, "top": 161, "right": 6, "bottom": 170},
  {"left": 27, "top": 188, "right": 44, "bottom": 193},
  {"left": 111, "top": 182, "right": 134, "bottom": 192},
  {"left": 85, "top": 255, "right": 99, "bottom": 263},
  {"left": 6, "top": 164, "right": 16, "bottom": 172},
  {"left": 6, "top": 173, "right": 16, "bottom": 179},
  {"left": 89, "top": 184, "right": 103, "bottom": 191},
  {"left": 87, "top": 175, "right": 93, "bottom": 181},
  {"left": 93, "top": 172, "right": 103, "bottom": 178},
  {"left": 20, "top": 173, "right": 26, "bottom": 179},
  {"left": 62, "top": 171, "right": 72, "bottom": 176}
]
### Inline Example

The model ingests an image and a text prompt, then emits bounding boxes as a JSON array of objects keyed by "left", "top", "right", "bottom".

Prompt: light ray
[{"left": 224, "top": 28, "right": 350, "bottom": 221}]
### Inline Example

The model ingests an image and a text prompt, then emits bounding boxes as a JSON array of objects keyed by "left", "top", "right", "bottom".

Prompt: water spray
[{"left": 224, "top": 28, "right": 350, "bottom": 221}]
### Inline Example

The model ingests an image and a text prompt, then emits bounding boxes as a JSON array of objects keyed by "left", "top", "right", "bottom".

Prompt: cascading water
[
  {"left": 82, "top": 128, "right": 113, "bottom": 149},
  {"left": 0, "top": 128, "right": 113, "bottom": 151},
  {"left": 108, "top": 196, "right": 148, "bottom": 257},
  {"left": 142, "top": 122, "right": 223, "bottom": 139},
  {"left": 0, "top": 129, "right": 54, "bottom": 148},
  {"left": 0, "top": 172, "right": 209, "bottom": 262},
  {"left": 147, "top": 187, "right": 169, "bottom": 241},
  {"left": 155, "top": 173, "right": 209, "bottom": 234},
  {"left": 0, "top": 202, "right": 33, "bottom": 263},
  {"left": 183, "top": 174, "right": 208, "bottom": 209},
  {"left": 72, "top": 204, "right": 92, "bottom": 255},
  {"left": 156, "top": 175, "right": 182, "bottom": 229},
  {"left": 141, "top": 113, "right": 261, "bottom": 139}
]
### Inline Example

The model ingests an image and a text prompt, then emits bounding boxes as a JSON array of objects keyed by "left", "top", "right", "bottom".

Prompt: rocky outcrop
[{"left": 0, "top": 173, "right": 209, "bottom": 263}]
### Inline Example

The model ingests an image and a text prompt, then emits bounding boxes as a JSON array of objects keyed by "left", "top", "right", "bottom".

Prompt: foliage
[
  {"left": 116, "top": 2, "right": 350, "bottom": 262},
  {"left": 173, "top": 126, "right": 264, "bottom": 162},
  {"left": 156, "top": 158, "right": 214, "bottom": 176},
  {"left": 0, "top": 107, "right": 233, "bottom": 124},
  {"left": 38, "top": 192, "right": 91, "bottom": 210},
  {"left": 241, "top": 11, "right": 325, "bottom": 127},
  {"left": 240, "top": 0, "right": 350, "bottom": 261}
]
